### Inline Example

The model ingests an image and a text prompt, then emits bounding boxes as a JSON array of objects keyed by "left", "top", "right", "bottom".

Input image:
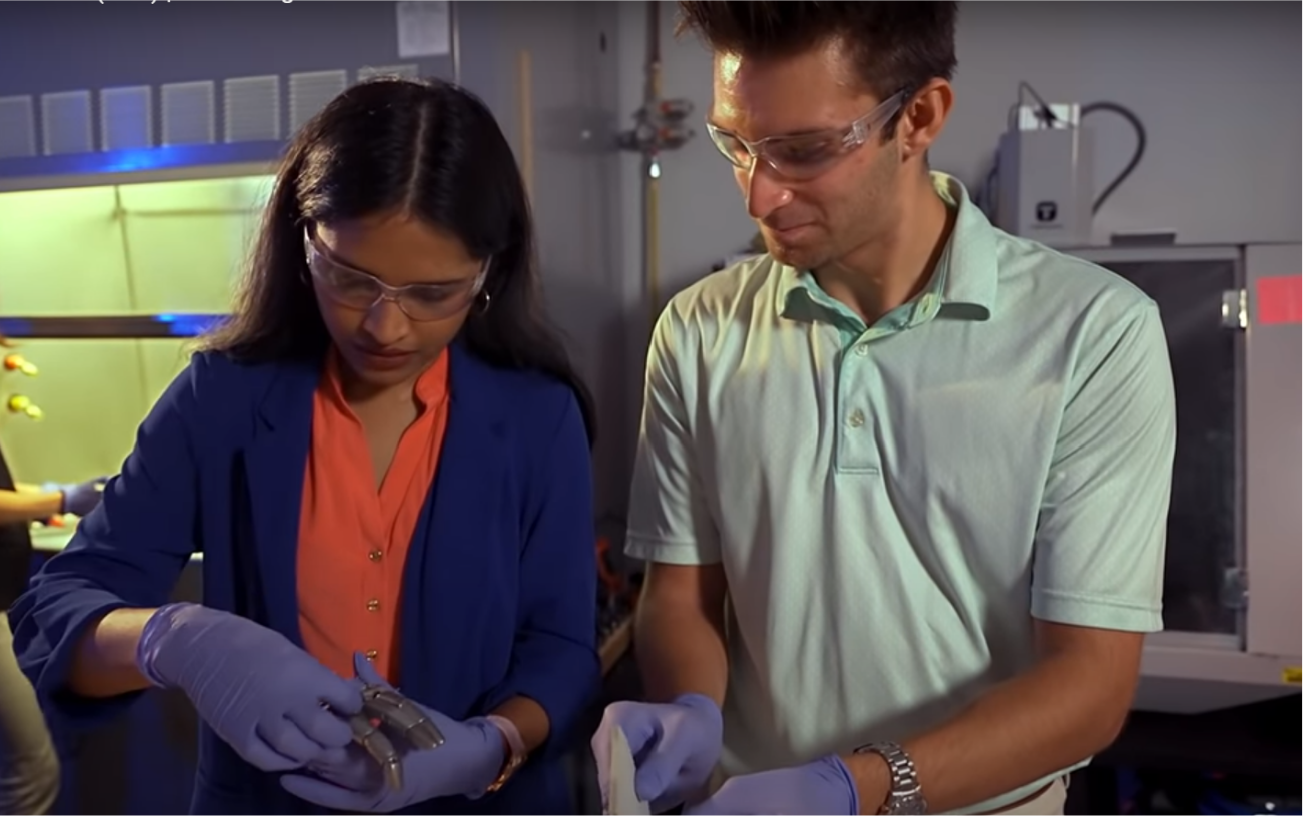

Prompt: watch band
[
  {"left": 483, "top": 715, "right": 527, "bottom": 794},
  {"left": 853, "top": 741, "right": 927, "bottom": 815}
]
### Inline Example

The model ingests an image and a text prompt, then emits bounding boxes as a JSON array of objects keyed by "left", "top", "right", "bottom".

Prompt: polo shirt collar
[{"left": 776, "top": 172, "right": 998, "bottom": 327}]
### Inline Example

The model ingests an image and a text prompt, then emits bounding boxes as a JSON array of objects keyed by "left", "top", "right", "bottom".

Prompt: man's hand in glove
[{"left": 685, "top": 755, "right": 859, "bottom": 816}]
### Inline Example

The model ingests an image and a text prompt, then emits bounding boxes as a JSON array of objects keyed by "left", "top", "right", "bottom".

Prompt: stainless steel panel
[{"left": 1243, "top": 243, "right": 1302, "bottom": 659}]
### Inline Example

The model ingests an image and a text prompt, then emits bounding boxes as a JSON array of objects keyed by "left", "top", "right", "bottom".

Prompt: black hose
[{"left": 1082, "top": 101, "right": 1147, "bottom": 215}]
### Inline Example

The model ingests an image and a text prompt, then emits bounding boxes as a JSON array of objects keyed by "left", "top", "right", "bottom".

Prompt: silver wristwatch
[{"left": 853, "top": 741, "right": 928, "bottom": 815}]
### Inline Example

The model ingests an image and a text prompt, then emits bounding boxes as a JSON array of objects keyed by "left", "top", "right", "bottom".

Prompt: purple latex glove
[
  {"left": 684, "top": 755, "right": 859, "bottom": 815},
  {"left": 136, "top": 602, "right": 362, "bottom": 773},
  {"left": 58, "top": 476, "right": 108, "bottom": 516},
  {"left": 280, "top": 651, "right": 505, "bottom": 813},
  {"left": 590, "top": 694, "right": 723, "bottom": 812}
]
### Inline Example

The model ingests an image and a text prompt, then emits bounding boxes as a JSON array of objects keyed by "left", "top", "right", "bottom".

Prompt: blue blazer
[{"left": 9, "top": 342, "right": 600, "bottom": 815}]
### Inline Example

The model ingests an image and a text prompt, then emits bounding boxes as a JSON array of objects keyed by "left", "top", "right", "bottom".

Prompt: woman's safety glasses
[{"left": 304, "top": 229, "right": 488, "bottom": 322}]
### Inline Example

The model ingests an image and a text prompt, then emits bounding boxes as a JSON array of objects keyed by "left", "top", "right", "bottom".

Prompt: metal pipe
[{"left": 643, "top": 1, "right": 664, "bottom": 329}]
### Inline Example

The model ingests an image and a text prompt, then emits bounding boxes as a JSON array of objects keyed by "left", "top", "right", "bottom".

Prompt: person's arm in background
[
  {"left": 482, "top": 386, "right": 600, "bottom": 757},
  {"left": 840, "top": 299, "right": 1176, "bottom": 816},
  {"left": 0, "top": 478, "right": 109, "bottom": 525},
  {"left": 0, "top": 489, "right": 62, "bottom": 525}
]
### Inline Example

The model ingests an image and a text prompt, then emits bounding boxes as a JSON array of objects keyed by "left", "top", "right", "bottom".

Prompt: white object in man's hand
[{"left": 606, "top": 725, "right": 651, "bottom": 816}]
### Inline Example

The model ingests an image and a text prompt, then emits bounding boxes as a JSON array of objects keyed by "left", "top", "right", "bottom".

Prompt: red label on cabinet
[{"left": 1256, "top": 275, "right": 1302, "bottom": 325}]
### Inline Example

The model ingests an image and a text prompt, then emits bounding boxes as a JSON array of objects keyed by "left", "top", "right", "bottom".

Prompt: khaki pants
[{"left": 0, "top": 612, "right": 59, "bottom": 815}]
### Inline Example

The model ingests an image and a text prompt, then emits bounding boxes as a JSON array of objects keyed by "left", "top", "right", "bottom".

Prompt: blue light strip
[
  {"left": 0, "top": 314, "right": 229, "bottom": 339},
  {"left": 0, "top": 141, "right": 286, "bottom": 184},
  {"left": 152, "top": 313, "right": 229, "bottom": 337}
]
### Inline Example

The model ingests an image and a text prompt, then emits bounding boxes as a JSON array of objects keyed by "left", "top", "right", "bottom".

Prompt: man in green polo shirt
[{"left": 593, "top": 3, "right": 1177, "bottom": 815}]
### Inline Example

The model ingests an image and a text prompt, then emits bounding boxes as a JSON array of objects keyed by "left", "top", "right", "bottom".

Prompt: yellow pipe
[{"left": 646, "top": 172, "right": 661, "bottom": 329}]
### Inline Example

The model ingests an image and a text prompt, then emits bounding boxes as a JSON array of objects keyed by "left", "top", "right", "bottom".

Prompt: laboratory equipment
[
  {"left": 995, "top": 102, "right": 1094, "bottom": 247},
  {"left": 618, "top": 0, "right": 698, "bottom": 326},
  {"left": 1063, "top": 243, "right": 1301, "bottom": 715},
  {"left": 984, "top": 81, "right": 1147, "bottom": 248},
  {"left": 345, "top": 682, "right": 447, "bottom": 792}
]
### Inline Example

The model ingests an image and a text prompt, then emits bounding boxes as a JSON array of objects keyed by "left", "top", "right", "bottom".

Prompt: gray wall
[
  {"left": 613, "top": 0, "right": 1303, "bottom": 303},
  {"left": 0, "top": 2, "right": 455, "bottom": 95}
]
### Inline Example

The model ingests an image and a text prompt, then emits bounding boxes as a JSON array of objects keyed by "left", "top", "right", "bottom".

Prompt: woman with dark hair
[{"left": 8, "top": 77, "right": 599, "bottom": 815}]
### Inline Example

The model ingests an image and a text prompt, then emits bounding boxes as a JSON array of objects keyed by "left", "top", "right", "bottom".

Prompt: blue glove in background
[
  {"left": 136, "top": 602, "right": 361, "bottom": 773},
  {"left": 279, "top": 651, "right": 505, "bottom": 813},
  {"left": 684, "top": 754, "right": 859, "bottom": 816},
  {"left": 56, "top": 476, "right": 108, "bottom": 517},
  {"left": 591, "top": 694, "right": 723, "bottom": 812}
]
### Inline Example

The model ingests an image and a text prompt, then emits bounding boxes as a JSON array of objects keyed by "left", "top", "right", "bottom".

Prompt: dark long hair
[{"left": 202, "top": 76, "right": 596, "bottom": 444}]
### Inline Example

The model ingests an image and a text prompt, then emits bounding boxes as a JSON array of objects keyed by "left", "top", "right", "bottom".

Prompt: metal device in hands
[{"left": 344, "top": 683, "right": 446, "bottom": 792}]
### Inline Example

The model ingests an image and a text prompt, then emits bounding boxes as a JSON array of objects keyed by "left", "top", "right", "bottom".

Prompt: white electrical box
[{"left": 996, "top": 104, "right": 1095, "bottom": 248}]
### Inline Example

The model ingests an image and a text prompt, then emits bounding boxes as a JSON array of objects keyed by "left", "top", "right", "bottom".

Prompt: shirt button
[
  {"left": 365, "top": 649, "right": 378, "bottom": 661},
  {"left": 854, "top": 344, "right": 869, "bottom": 357},
  {"left": 847, "top": 409, "right": 866, "bottom": 428},
  {"left": 366, "top": 598, "right": 380, "bottom": 612},
  {"left": 368, "top": 549, "right": 383, "bottom": 562}
]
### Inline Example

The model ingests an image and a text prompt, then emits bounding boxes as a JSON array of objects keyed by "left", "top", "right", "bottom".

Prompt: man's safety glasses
[{"left": 706, "top": 90, "right": 908, "bottom": 181}]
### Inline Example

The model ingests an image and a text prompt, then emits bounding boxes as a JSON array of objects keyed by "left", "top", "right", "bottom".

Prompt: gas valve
[
  {"left": 3, "top": 354, "right": 39, "bottom": 376},
  {"left": 618, "top": 98, "right": 697, "bottom": 154},
  {"left": 6, "top": 394, "right": 43, "bottom": 420}
]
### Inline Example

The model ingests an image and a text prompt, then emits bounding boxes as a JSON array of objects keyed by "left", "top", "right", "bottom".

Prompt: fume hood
[{"left": 0, "top": 161, "right": 275, "bottom": 524}]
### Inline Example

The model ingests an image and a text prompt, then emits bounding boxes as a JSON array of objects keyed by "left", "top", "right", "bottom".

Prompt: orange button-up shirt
[{"left": 296, "top": 350, "right": 450, "bottom": 684}]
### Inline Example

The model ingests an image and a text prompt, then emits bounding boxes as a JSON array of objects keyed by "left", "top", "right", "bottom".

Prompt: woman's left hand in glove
[{"left": 280, "top": 652, "right": 506, "bottom": 813}]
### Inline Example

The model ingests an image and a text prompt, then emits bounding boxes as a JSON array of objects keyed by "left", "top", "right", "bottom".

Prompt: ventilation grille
[
  {"left": 161, "top": 81, "right": 216, "bottom": 146},
  {"left": 100, "top": 86, "right": 153, "bottom": 151},
  {"left": 41, "top": 91, "right": 94, "bottom": 156},
  {"left": 0, "top": 95, "right": 36, "bottom": 159},
  {"left": 224, "top": 75, "right": 281, "bottom": 143},
  {"left": 357, "top": 64, "right": 420, "bottom": 83},
  {"left": 288, "top": 70, "right": 347, "bottom": 134}
]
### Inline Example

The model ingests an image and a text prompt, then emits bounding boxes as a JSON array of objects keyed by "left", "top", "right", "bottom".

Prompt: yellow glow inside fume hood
[{"left": 0, "top": 173, "right": 276, "bottom": 486}]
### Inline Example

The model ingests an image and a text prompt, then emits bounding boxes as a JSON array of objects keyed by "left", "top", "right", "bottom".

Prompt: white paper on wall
[{"left": 395, "top": 1, "right": 451, "bottom": 59}]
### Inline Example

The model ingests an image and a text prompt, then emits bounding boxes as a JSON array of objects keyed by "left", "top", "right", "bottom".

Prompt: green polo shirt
[{"left": 625, "top": 173, "right": 1177, "bottom": 813}]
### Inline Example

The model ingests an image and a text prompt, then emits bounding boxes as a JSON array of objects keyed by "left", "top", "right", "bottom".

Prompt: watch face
[
  {"left": 886, "top": 787, "right": 927, "bottom": 813},
  {"left": 892, "top": 793, "right": 927, "bottom": 816}
]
